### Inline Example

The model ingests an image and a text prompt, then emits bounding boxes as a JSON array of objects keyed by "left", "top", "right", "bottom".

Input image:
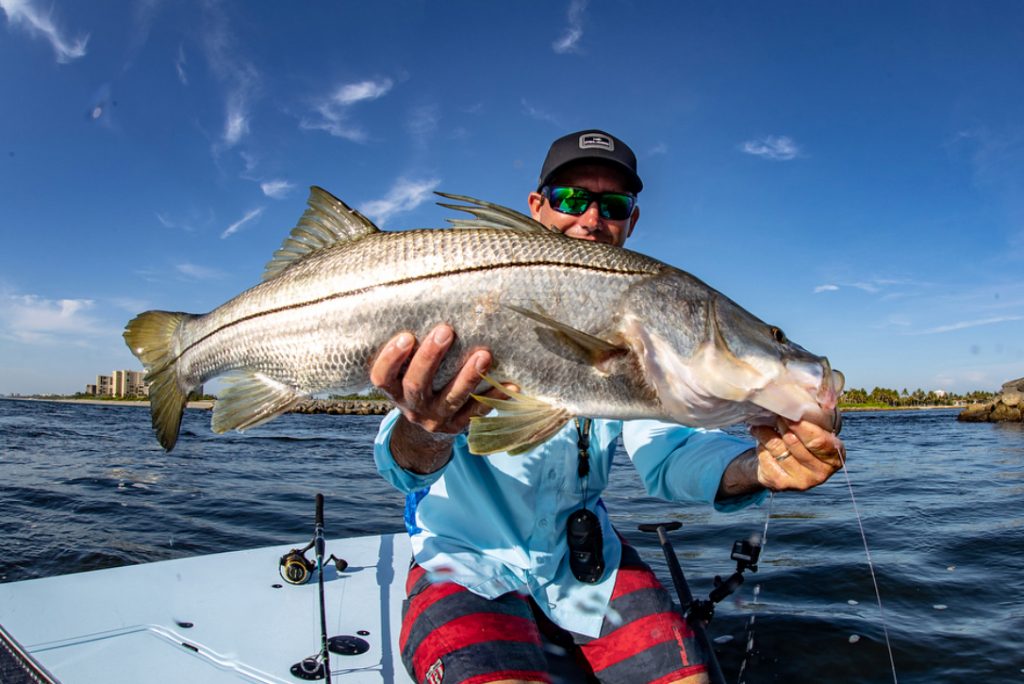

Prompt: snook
[{"left": 125, "top": 187, "right": 843, "bottom": 453}]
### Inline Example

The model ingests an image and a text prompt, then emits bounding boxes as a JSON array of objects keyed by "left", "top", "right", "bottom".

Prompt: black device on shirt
[{"left": 567, "top": 418, "right": 605, "bottom": 584}]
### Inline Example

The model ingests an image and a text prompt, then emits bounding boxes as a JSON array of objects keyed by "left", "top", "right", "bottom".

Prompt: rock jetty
[
  {"left": 958, "top": 377, "right": 1023, "bottom": 423},
  {"left": 289, "top": 399, "right": 393, "bottom": 415}
]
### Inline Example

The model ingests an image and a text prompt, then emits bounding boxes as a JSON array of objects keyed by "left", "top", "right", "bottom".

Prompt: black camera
[{"left": 567, "top": 509, "right": 605, "bottom": 584}]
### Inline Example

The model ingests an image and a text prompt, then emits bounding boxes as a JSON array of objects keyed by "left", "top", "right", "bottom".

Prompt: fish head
[
  {"left": 708, "top": 293, "right": 844, "bottom": 430},
  {"left": 626, "top": 277, "right": 844, "bottom": 432}
]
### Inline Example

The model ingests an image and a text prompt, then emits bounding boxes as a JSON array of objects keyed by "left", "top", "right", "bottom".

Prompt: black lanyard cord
[{"left": 575, "top": 418, "right": 592, "bottom": 505}]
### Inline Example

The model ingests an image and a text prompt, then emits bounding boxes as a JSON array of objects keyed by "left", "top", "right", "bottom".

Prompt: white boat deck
[{"left": 0, "top": 533, "right": 414, "bottom": 683}]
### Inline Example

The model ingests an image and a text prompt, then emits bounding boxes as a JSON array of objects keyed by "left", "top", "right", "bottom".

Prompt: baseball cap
[{"left": 537, "top": 129, "right": 643, "bottom": 193}]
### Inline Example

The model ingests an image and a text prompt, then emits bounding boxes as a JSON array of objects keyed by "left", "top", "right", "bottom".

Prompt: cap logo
[{"left": 579, "top": 133, "right": 614, "bottom": 152}]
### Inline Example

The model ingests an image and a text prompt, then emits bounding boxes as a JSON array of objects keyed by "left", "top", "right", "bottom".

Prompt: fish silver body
[{"left": 125, "top": 188, "right": 842, "bottom": 452}]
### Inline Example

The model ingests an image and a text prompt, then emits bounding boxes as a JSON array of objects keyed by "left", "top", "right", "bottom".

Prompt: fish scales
[
  {"left": 178, "top": 229, "right": 660, "bottom": 413},
  {"left": 125, "top": 187, "right": 842, "bottom": 452}
]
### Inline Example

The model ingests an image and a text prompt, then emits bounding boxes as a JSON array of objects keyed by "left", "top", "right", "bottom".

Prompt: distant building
[
  {"left": 933, "top": 390, "right": 947, "bottom": 398},
  {"left": 113, "top": 370, "right": 148, "bottom": 398},
  {"left": 88, "top": 370, "right": 149, "bottom": 398},
  {"left": 95, "top": 375, "right": 113, "bottom": 396}
]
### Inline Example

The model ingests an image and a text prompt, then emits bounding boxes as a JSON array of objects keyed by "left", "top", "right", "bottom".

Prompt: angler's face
[{"left": 528, "top": 163, "right": 640, "bottom": 247}]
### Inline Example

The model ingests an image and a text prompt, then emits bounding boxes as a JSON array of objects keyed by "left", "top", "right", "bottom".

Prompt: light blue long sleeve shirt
[{"left": 374, "top": 410, "right": 762, "bottom": 638}]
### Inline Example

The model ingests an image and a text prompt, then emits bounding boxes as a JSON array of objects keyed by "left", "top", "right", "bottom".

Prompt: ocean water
[{"left": 0, "top": 399, "right": 1021, "bottom": 683}]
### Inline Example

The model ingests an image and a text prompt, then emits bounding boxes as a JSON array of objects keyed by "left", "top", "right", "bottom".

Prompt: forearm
[
  {"left": 715, "top": 449, "right": 765, "bottom": 501},
  {"left": 390, "top": 415, "right": 456, "bottom": 475}
]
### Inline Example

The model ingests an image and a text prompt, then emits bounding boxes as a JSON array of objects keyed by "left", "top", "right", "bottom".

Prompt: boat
[
  {"left": 0, "top": 533, "right": 415, "bottom": 683},
  {"left": 0, "top": 519, "right": 737, "bottom": 683}
]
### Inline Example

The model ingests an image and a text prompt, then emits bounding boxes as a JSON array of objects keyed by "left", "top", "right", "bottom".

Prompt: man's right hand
[{"left": 370, "top": 324, "right": 512, "bottom": 474}]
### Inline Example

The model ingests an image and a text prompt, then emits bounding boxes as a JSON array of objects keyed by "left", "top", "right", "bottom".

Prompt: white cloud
[
  {"left": 814, "top": 284, "right": 840, "bottom": 293},
  {"left": 552, "top": 0, "right": 587, "bottom": 54},
  {"left": 360, "top": 177, "right": 441, "bottom": 227},
  {"left": 0, "top": 293, "right": 105, "bottom": 343},
  {"left": 521, "top": 99, "right": 562, "bottom": 126},
  {"left": 223, "top": 100, "right": 249, "bottom": 146},
  {"left": 648, "top": 142, "right": 668, "bottom": 156},
  {"left": 260, "top": 179, "right": 294, "bottom": 199},
  {"left": 741, "top": 135, "right": 800, "bottom": 161},
  {"left": 221, "top": 206, "right": 264, "bottom": 239},
  {"left": 109, "top": 296, "right": 149, "bottom": 313},
  {"left": 121, "top": 0, "right": 162, "bottom": 74},
  {"left": 0, "top": 0, "right": 88, "bottom": 63},
  {"left": 914, "top": 315, "right": 1024, "bottom": 335},
  {"left": 301, "top": 78, "right": 394, "bottom": 142},
  {"left": 154, "top": 206, "right": 213, "bottom": 233},
  {"left": 200, "top": 3, "right": 260, "bottom": 149},
  {"left": 407, "top": 104, "right": 439, "bottom": 144},
  {"left": 176, "top": 262, "right": 225, "bottom": 280},
  {"left": 175, "top": 43, "right": 188, "bottom": 84},
  {"left": 334, "top": 79, "right": 392, "bottom": 106}
]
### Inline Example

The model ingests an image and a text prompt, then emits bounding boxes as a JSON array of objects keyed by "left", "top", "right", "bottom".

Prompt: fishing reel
[{"left": 279, "top": 540, "right": 349, "bottom": 585}]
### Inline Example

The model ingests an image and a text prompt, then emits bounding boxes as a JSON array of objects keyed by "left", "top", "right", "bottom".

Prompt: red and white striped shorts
[{"left": 398, "top": 543, "right": 709, "bottom": 684}]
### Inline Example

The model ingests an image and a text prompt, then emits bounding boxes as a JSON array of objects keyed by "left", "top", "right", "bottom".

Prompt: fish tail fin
[{"left": 123, "top": 311, "right": 196, "bottom": 451}]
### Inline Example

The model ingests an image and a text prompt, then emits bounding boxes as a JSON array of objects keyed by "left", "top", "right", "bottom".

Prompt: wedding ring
[{"left": 774, "top": 450, "right": 791, "bottom": 462}]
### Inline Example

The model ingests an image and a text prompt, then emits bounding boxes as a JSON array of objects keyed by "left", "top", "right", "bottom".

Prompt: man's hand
[
  {"left": 749, "top": 419, "right": 845, "bottom": 492},
  {"left": 717, "top": 420, "right": 845, "bottom": 500},
  {"left": 370, "top": 324, "right": 512, "bottom": 474}
]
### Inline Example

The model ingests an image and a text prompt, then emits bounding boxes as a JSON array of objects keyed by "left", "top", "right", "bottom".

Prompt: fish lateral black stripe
[{"left": 176, "top": 259, "right": 654, "bottom": 362}]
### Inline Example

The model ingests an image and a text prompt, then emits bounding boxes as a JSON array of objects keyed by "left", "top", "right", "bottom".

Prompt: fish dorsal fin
[
  {"left": 467, "top": 375, "right": 572, "bottom": 455},
  {"left": 211, "top": 371, "right": 305, "bottom": 434},
  {"left": 505, "top": 303, "right": 628, "bottom": 368},
  {"left": 436, "top": 192, "right": 555, "bottom": 234},
  {"left": 262, "top": 186, "right": 380, "bottom": 281}
]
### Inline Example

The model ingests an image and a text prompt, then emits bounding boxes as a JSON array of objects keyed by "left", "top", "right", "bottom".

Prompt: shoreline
[
  {"left": 838, "top": 404, "right": 963, "bottom": 412},
  {"left": 6, "top": 396, "right": 215, "bottom": 410},
  {"left": 2, "top": 396, "right": 392, "bottom": 415},
  {"left": 7, "top": 396, "right": 964, "bottom": 414}
]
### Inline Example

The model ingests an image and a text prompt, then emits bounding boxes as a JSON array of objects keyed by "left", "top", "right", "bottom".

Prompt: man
[{"left": 371, "top": 129, "right": 845, "bottom": 684}]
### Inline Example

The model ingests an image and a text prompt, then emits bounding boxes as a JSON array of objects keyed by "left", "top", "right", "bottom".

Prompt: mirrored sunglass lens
[
  {"left": 550, "top": 187, "right": 591, "bottom": 215},
  {"left": 599, "top": 194, "right": 633, "bottom": 219}
]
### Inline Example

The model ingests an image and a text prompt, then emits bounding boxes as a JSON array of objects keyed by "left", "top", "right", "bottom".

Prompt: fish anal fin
[
  {"left": 263, "top": 186, "right": 381, "bottom": 281},
  {"left": 505, "top": 303, "right": 628, "bottom": 369},
  {"left": 467, "top": 375, "right": 572, "bottom": 455},
  {"left": 212, "top": 372, "right": 305, "bottom": 434}
]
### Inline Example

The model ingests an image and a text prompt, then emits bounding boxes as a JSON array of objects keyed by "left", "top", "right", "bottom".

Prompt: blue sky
[{"left": 1, "top": 0, "right": 1022, "bottom": 396}]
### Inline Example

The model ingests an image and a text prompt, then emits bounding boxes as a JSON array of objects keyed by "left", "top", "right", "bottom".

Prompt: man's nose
[{"left": 577, "top": 201, "right": 601, "bottom": 228}]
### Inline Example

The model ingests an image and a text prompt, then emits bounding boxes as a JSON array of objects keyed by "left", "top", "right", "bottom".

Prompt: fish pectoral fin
[
  {"left": 262, "top": 186, "right": 381, "bottom": 281},
  {"left": 504, "top": 304, "right": 627, "bottom": 367},
  {"left": 467, "top": 377, "right": 572, "bottom": 455},
  {"left": 436, "top": 193, "right": 553, "bottom": 234},
  {"left": 211, "top": 372, "right": 305, "bottom": 434}
]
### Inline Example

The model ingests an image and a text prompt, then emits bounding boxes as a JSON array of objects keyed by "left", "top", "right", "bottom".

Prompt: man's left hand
[{"left": 749, "top": 420, "right": 845, "bottom": 492}]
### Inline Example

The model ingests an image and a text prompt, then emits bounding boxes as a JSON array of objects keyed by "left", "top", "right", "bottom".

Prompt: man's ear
[{"left": 527, "top": 191, "right": 545, "bottom": 221}]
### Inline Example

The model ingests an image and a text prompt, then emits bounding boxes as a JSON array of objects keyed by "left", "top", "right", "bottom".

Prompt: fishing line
[
  {"left": 837, "top": 448, "right": 898, "bottom": 684},
  {"left": 735, "top": 491, "right": 774, "bottom": 684}
]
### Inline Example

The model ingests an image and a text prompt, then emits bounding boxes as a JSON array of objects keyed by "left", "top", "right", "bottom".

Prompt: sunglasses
[{"left": 542, "top": 186, "right": 637, "bottom": 221}]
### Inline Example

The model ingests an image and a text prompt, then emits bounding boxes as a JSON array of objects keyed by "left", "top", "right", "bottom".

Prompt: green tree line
[{"left": 839, "top": 387, "right": 996, "bottom": 408}]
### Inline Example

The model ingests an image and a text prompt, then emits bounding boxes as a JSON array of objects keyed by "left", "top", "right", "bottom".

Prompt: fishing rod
[
  {"left": 288, "top": 493, "right": 339, "bottom": 682},
  {"left": 639, "top": 522, "right": 761, "bottom": 684},
  {"left": 314, "top": 493, "right": 331, "bottom": 684}
]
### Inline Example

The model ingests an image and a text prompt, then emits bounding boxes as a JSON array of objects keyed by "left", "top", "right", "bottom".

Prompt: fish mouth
[{"left": 745, "top": 356, "right": 845, "bottom": 432}]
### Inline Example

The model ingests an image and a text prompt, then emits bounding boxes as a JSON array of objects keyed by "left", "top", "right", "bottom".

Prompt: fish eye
[{"left": 769, "top": 326, "right": 786, "bottom": 344}]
